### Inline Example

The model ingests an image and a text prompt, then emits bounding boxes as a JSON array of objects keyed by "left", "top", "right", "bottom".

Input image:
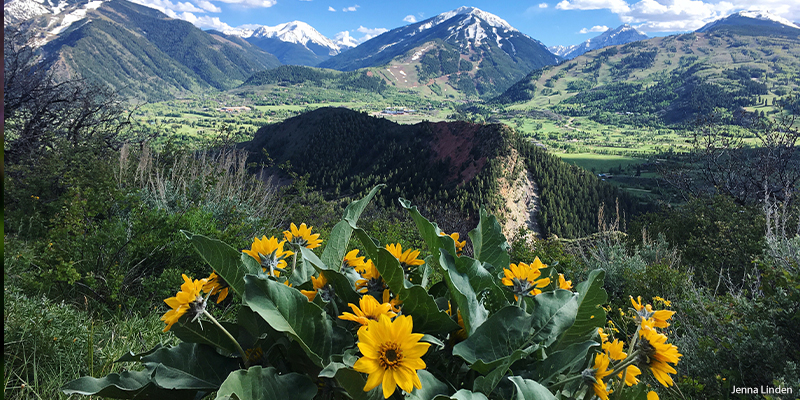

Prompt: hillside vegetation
[{"left": 497, "top": 31, "right": 800, "bottom": 124}]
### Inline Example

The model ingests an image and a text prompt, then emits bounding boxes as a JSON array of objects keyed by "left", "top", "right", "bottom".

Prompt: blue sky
[{"left": 132, "top": 0, "right": 800, "bottom": 47}]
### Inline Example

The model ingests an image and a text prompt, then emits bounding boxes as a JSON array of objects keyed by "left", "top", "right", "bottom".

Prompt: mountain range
[
  {"left": 318, "top": 6, "right": 560, "bottom": 98},
  {"left": 222, "top": 21, "right": 356, "bottom": 66},
  {"left": 548, "top": 24, "right": 648, "bottom": 59}
]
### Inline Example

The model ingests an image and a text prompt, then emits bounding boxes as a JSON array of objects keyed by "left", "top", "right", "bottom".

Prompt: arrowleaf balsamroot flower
[
  {"left": 558, "top": 273, "right": 573, "bottom": 290},
  {"left": 283, "top": 223, "right": 322, "bottom": 249},
  {"left": 342, "top": 249, "right": 367, "bottom": 270},
  {"left": 243, "top": 236, "right": 294, "bottom": 277},
  {"left": 631, "top": 295, "right": 675, "bottom": 328},
  {"left": 203, "top": 272, "right": 229, "bottom": 304},
  {"left": 356, "top": 260, "right": 387, "bottom": 294},
  {"left": 502, "top": 257, "right": 551, "bottom": 300},
  {"left": 638, "top": 320, "right": 682, "bottom": 386},
  {"left": 586, "top": 353, "right": 613, "bottom": 400},
  {"left": 354, "top": 314, "right": 430, "bottom": 398},
  {"left": 386, "top": 243, "right": 424, "bottom": 275},
  {"left": 161, "top": 274, "right": 208, "bottom": 332},
  {"left": 439, "top": 231, "right": 466, "bottom": 255},
  {"left": 301, "top": 274, "right": 330, "bottom": 302},
  {"left": 339, "top": 294, "right": 397, "bottom": 329}
]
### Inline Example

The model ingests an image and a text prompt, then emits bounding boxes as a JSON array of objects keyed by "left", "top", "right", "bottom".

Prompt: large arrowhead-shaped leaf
[
  {"left": 243, "top": 274, "right": 353, "bottom": 366},
  {"left": 434, "top": 390, "right": 490, "bottom": 400},
  {"left": 320, "top": 184, "right": 384, "bottom": 271},
  {"left": 353, "top": 227, "right": 459, "bottom": 334},
  {"left": 300, "top": 246, "right": 360, "bottom": 305},
  {"left": 63, "top": 343, "right": 240, "bottom": 398},
  {"left": 406, "top": 370, "right": 449, "bottom": 400},
  {"left": 401, "top": 199, "right": 510, "bottom": 334},
  {"left": 215, "top": 366, "right": 316, "bottom": 400},
  {"left": 525, "top": 340, "right": 598, "bottom": 385},
  {"left": 453, "top": 290, "right": 578, "bottom": 373},
  {"left": 508, "top": 376, "right": 556, "bottom": 400},
  {"left": 182, "top": 231, "right": 259, "bottom": 298},
  {"left": 468, "top": 208, "right": 511, "bottom": 271},
  {"left": 552, "top": 269, "right": 607, "bottom": 351},
  {"left": 170, "top": 314, "right": 241, "bottom": 356}
]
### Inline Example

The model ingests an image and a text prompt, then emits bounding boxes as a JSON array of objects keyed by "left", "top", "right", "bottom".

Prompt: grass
[
  {"left": 3, "top": 286, "right": 179, "bottom": 400},
  {"left": 554, "top": 152, "right": 646, "bottom": 173}
]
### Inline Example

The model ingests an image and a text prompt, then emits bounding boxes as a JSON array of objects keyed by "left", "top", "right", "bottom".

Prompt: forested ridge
[{"left": 243, "top": 107, "right": 647, "bottom": 237}]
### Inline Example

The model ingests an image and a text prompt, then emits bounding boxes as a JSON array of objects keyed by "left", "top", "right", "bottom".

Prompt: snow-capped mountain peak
[
  {"left": 224, "top": 20, "right": 343, "bottom": 56},
  {"left": 549, "top": 24, "right": 647, "bottom": 59},
  {"left": 736, "top": 10, "right": 800, "bottom": 29}
]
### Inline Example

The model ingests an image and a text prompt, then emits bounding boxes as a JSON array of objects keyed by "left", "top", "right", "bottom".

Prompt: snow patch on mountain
[
  {"left": 550, "top": 24, "right": 647, "bottom": 59},
  {"left": 224, "top": 20, "right": 343, "bottom": 56},
  {"left": 738, "top": 11, "right": 800, "bottom": 29}
]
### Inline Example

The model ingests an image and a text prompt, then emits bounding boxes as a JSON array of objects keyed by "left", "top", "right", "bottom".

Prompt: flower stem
[
  {"left": 548, "top": 374, "right": 584, "bottom": 389},
  {"left": 203, "top": 309, "right": 249, "bottom": 368}
]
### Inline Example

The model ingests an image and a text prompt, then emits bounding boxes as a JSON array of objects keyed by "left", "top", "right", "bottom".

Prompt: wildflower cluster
[
  {"left": 584, "top": 296, "right": 681, "bottom": 400},
  {"left": 64, "top": 187, "right": 681, "bottom": 400}
]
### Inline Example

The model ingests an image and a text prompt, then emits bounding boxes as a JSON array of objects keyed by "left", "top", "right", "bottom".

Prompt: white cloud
[
  {"left": 355, "top": 25, "right": 388, "bottom": 41},
  {"left": 579, "top": 25, "right": 610, "bottom": 33},
  {"left": 195, "top": 0, "right": 221, "bottom": 12},
  {"left": 342, "top": 4, "right": 358, "bottom": 12},
  {"left": 539, "top": 3, "right": 549, "bottom": 8},
  {"left": 214, "top": 0, "right": 276, "bottom": 8},
  {"left": 554, "top": 0, "right": 800, "bottom": 33},
  {"left": 178, "top": 11, "right": 234, "bottom": 30},
  {"left": 556, "top": 0, "right": 630, "bottom": 13},
  {"left": 130, "top": 0, "right": 206, "bottom": 13},
  {"left": 328, "top": 5, "right": 335, "bottom": 11},
  {"left": 403, "top": 14, "right": 417, "bottom": 23}
]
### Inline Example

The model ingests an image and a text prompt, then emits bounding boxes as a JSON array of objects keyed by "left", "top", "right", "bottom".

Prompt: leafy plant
[{"left": 63, "top": 186, "right": 678, "bottom": 399}]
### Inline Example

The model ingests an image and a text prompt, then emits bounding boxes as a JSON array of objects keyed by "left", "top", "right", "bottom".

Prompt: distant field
[{"left": 555, "top": 152, "right": 646, "bottom": 173}]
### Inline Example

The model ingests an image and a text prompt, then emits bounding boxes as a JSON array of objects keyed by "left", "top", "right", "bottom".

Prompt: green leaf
[
  {"left": 353, "top": 227, "right": 459, "bottom": 334},
  {"left": 401, "top": 199, "right": 510, "bottom": 332},
  {"left": 300, "top": 246, "right": 360, "bottom": 305},
  {"left": 114, "top": 345, "right": 163, "bottom": 363},
  {"left": 434, "top": 389, "right": 490, "bottom": 400},
  {"left": 215, "top": 366, "right": 316, "bottom": 400},
  {"left": 552, "top": 269, "right": 607, "bottom": 351},
  {"left": 288, "top": 251, "right": 316, "bottom": 287},
  {"left": 453, "top": 291, "right": 577, "bottom": 372},
  {"left": 182, "top": 231, "right": 257, "bottom": 298},
  {"left": 468, "top": 208, "right": 511, "bottom": 271},
  {"left": 63, "top": 343, "right": 240, "bottom": 398},
  {"left": 407, "top": 370, "right": 449, "bottom": 400},
  {"left": 242, "top": 274, "right": 353, "bottom": 366},
  {"left": 170, "top": 314, "right": 241, "bottom": 356},
  {"left": 320, "top": 184, "right": 384, "bottom": 270},
  {"left": 526, "top": 340, "right": 598, "bottom": 385},
  {"left": 63, "top": 369, "right": 196, "bottom": 400},
  {"left": 472, "top": 347, "right": 535, "bottom": 395},
  {"left": 333, "top": 368, "right": 384, "bottom": 400},
  {"left": 508, "top": 376, "right": 556, "bottom": 400}
]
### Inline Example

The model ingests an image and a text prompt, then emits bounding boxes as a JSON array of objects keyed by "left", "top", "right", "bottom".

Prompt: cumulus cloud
[
  {"left": 554, "top": 0, "right": 800, "bottom": 33},
  {"left": 579, "top": 25, "right": 610, "bottom": 33},
  {"left": 328, "top": 6, "right": 335, "bottom": 11},
  {"left": 539, "top": 3, "right": 548, "bottom": 8},
  {"left": 178, "top": 11, "right": 235, "bottom": 30},
  {"left": 355, "top": 25, "right": 388, "bottom": 41},
  {"left": 195, "top": 0, "right": 221, "bottom": 12},
  {"left": 556, "top": 0, "right": 630, "bottom": 13},
  {"left": 129, "top": 0, "right": 205, "bottom": 14},
  {"left": 342, "top": 4, "right": 358, "bottom": 12},
  {"left": 214, "top": 0, "right": 276, "bottom": 7},
  {"left": 403, "top": 14, "right": 417, "bottom": 23}
]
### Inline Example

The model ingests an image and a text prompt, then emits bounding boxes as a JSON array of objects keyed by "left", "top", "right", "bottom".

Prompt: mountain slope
[
  {"left": 318, "top": 6, "right": 559, "bottom": 97},
  {"left": 697, "top": 10, "right": 800, "bottom": 37},
  {"left": 224, "top": 21, "right": 344, "bottom": 66},
  {"left": 495, "top": 30, "right": 800, "bottom": 123},
  {"left": 11, "top": 0, "right": 281, "bottom": 100},
  {"left": 551, "top": 24, "right": 648, "bottom": 60}
]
